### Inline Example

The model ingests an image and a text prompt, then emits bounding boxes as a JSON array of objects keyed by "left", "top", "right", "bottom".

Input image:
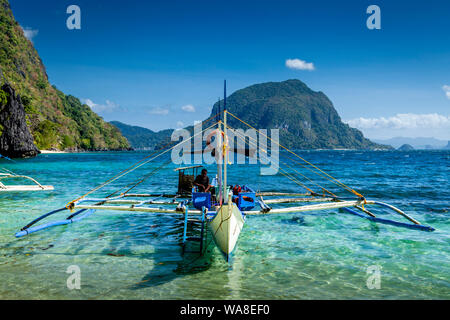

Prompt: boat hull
[{"left": 208, "top": 203, "right": 245, "bottom": 262}]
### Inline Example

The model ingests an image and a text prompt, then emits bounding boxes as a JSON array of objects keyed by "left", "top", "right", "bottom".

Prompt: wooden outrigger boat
[
  {"left": 15, "top": 81, "right": 435, "bottom": 264},
  {"left": 0, "top": 169, "right": 54, "bottom": 192}
]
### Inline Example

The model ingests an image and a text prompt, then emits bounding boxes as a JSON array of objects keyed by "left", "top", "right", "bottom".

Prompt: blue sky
[{"left": 10, "top": 0, "right": 450, "bottom": 139}]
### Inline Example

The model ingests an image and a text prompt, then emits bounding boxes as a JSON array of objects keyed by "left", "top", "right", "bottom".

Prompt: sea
[{"left": 0, "top": 150, "right": 448, "bottom": 299}]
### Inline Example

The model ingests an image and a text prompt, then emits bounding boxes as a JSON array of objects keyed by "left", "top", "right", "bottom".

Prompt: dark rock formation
[
  {"left": 398, "top": 144, "right": 414, "bottom": 151},
  {"left": 0, "top": 83, "right": 39, "bottom": 158}
]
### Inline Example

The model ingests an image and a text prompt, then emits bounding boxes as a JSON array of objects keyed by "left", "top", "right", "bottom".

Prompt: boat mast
[
  {"left": 217, "top": 97, "right": 223, "bottom": 205},
  {"left": 223, "top": 80, "right": 228, "bottom": 204}
]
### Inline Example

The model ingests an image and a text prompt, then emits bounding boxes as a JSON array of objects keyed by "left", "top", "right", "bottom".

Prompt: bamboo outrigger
[
  {"left": 0, "top": 169, "right": 54, "bottom": 192},
  {"left": 15, "top": 81, "right": 435, "bottom": 264}
]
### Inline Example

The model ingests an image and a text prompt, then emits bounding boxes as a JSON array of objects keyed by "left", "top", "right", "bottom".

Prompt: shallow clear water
[{"left": 0, "top": 150, "right": 449, "bottom": 299}]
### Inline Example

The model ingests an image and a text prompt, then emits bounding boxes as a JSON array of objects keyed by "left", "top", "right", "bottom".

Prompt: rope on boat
[
  {"left": 278, "top": 160, "right": 338, "bottom": 197},
  {"left": 228, "top": 125, "right": 316, "bottom": 193},
  {"left": 278, "top": 167, "right": 315, "bottom": 194},
  {"left": 223, "top": 114, "right": 434, "bottom": 231},
  {"left": 67, "top": 118, "right": 221, "bottom": 210},
  {"left": 228, "top": 124, "right": 337, "bottom": 197},
  {"left": 226, "top": 111, "right": 366, "bottom": 201},
  {"left": 105, "top": 158, "right": 173, "bottom": 198}
]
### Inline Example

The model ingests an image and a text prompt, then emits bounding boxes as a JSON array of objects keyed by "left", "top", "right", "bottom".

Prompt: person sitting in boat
[{"left": 194, "top": 169, "right": 212, "bottom": 193}]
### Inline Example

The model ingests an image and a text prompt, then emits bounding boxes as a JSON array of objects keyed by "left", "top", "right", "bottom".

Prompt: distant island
[
  {"left": 373, "top": 137, "right": 450, "bottom": 150},
  {"left": 398, "top": 144, "right": 414, "bottom": 151},
  {"left": 110, "top": 121, "right": 173, "bottom": 150},
  {"left": 206, "top": 80, "right": 390, "bottom": 150},
  {"left": 111, "top": 80, "right": 392, "bottom": 151}
]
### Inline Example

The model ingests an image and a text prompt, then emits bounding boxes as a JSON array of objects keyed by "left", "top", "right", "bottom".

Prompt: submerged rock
[{"left": 0, "top": 83, "right": 39, "bottom": 158}]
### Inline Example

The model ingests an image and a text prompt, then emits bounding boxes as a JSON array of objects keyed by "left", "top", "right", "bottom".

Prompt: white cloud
[
  {"left": 181, "top": 104, "right": 196, "bottom": 112},
  {"left": 443, "top": 85, "right": 450, "bottom": 99},
  {"left": 285, "top": 58, "right": 315, "bottom": 71},
  {"left": 83, "top": 99, "right": 96, "bottom": 108},
  {"left": 176, "top": 121, "right": 184, "bottom": 128},
  {"left": 21, "top": 26, "right": 39, "bottom": 42},
  {"left": 82, "top": 99, "right": 119, "bottom": 113},
  {"left": 346, "top": 113, "right": 450, "bottom": 130},
  {"left": 148, "top": 107, "right": 169, "bottom": 115}
]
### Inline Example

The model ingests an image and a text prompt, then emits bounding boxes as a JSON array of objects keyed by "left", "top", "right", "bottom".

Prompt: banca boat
[{"left": 14, "top": 81, "right": 435, "bottom": 263}]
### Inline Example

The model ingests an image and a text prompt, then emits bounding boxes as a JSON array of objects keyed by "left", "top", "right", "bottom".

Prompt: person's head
[{"left": 201, "top": 169, "right": 207, "bottom": 177}]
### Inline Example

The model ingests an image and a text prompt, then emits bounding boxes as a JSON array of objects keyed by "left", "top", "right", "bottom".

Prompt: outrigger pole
[{"left": 0, "top": 169, "right": 53, "bottom": 192}]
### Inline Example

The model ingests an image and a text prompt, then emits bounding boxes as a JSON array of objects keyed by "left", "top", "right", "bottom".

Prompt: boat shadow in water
[
  {"left": 130, "top": 216, "right": 218, "bottom": 290},
  {"left": 94, "top": 212, "right": 215, "bottom": 289},
  {"left": 130, "top": 244, "right": 216, "bottom": 290},
  {"left": 281, "top": 216, "right": 309, "bottom": 226}
]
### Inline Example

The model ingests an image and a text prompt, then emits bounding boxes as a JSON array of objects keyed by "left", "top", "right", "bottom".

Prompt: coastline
[
  {"left": 39, "top": 150, "right": 69, "bottom": 154},
  {"left": 38, "top": 149, "right": 134, "bottom": 154}
]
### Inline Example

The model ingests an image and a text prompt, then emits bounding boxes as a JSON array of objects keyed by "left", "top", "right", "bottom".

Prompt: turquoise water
[{"left": 0, "top": 150, "right": 449, "bottom": 299}]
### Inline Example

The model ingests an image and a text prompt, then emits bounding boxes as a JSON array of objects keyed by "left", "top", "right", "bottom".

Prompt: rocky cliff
[
  {"left": 0, "top": 0, "right": 129, "bottom": 156},
  {"left": 0, "top": 83, "right": 38, "bottom": 157}
]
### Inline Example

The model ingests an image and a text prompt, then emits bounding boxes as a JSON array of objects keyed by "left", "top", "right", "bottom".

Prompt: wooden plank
[
  {"left": 245, "top": 200, "right": 362, "bottom": 215},
  {"left": 97, "top": 199, "right": 181, "bottom": 206},
  {"left": 0, "top": 185, "right": 54, "bottom": 192},
  {"left": 123, "top": 193, "right": 181, "bottom": 198},
  {"left": 264, "top": 197, "right": 335, "bottom": 204},
  {"left": 74, "top": 204, "right": 202, "bottom": 215},
  {"left": 256, "top": 192, "right": 311, "bottom": 197}
]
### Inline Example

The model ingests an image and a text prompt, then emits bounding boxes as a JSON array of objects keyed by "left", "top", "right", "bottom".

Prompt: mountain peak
[
  {"left": 115, "top": 80, "right": 390, "bottom": 151},
  {"left": 208, "top": 80, "right": 388, "bottom": 149}
]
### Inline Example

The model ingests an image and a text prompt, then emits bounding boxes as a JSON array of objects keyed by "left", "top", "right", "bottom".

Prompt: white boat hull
[{"left": 208, "top": 203, "right": 245, "bottom": 261}]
